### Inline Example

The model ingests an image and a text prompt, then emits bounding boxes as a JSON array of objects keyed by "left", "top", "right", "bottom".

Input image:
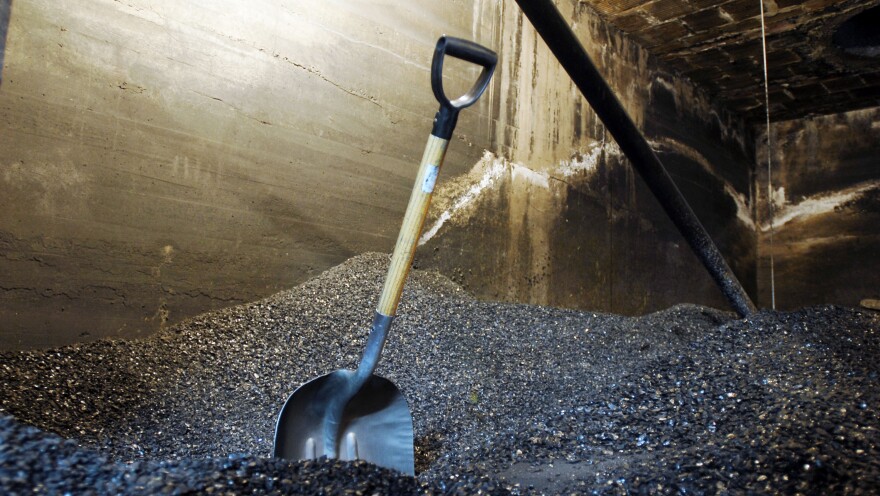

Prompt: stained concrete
[
  {"left": 418, "top": 0, "right": 755, "bottom": 316},
  {"left": 1, "top": 0, "right": 756, "bottom": 349},
  {"left": 755, "top": 106, "right": 880, "bottom": 310},
  {"left": 585, "top": 0, "right": 880, "bottom": 122}
]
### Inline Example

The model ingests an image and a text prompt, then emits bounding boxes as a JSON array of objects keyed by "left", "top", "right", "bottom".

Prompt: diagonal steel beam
[{"left": 514, "top": 0, "right": 757, "bottom": 316}]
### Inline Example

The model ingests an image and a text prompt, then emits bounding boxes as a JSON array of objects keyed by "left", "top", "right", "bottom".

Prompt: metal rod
[
  {"left": 514, "top": 0, "right": 757, "bottom": 317},
  {"left": 759, "top": 0, "right": 777, "bottom": 310}
]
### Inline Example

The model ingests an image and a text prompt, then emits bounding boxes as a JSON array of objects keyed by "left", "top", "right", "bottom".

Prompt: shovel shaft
[
  {"left": 376, "top": 135, "right": 449, "bottom": 317},
  {"left": 340, "top": 135, "right": 448, "bottom": 459},
  {"left": 354, "top": 135, "right": 449, "bottom": 385},
  {"left": 342, "top": 136, "right": 449, "bottom": 452}
]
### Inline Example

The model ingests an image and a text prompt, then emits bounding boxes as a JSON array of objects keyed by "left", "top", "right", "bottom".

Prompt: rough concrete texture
[
  {"left": 755, "top": 106, "right": 880, "bottom": 310},
  {"left": 584, "top": 0, "right": 880, "bottom": 122},
  {"left": 419, "top": 0, "right": 755, "bottom": 316},
  {"left": 0, "top": 0, "right": 755, "bottom": 348},
  {"left": 0, "top": 0, "right": 495, "bottom": 348}
]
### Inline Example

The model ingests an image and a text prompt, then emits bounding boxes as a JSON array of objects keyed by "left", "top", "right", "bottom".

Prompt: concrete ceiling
[{"left": 580, "top": 0, "right": 880, "bottom": 123}]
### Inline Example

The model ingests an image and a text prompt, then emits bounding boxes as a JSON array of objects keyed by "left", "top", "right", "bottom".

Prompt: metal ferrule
[{"left": 355, "top": 312, "right": 394, "bottom": 383}]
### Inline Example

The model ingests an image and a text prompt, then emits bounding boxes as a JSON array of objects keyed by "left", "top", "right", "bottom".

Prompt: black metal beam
[{"left": 514, "top": 0, "right": 757, "bottom": 317}]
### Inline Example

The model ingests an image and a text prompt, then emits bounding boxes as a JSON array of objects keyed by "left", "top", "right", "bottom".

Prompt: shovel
[{"left": 273, "top": 35, "right": 497, "bottom": 475}]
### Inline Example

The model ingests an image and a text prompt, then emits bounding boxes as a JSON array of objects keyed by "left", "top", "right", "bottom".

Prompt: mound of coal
[
  {"left": 0, "top": 415, "right": 474, "bottom": 495},
  {"left": 1, "top": 252, "right": 878, "bottom": 495}
]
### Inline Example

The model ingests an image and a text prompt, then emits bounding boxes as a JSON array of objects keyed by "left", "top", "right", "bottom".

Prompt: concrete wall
[
  {"left": 755, "top": 107, "right": 880, "bottom": 310},
  {"left": 418, "top": 1, "right": 756, "bottom": 314},
  {"left": 0, "top": 0, "right": 755, "bottom": 349}
]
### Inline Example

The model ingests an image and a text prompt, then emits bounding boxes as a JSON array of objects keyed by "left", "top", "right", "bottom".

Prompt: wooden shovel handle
[{"left": 376, "top": 135, "right": 449, "bottom": 317}]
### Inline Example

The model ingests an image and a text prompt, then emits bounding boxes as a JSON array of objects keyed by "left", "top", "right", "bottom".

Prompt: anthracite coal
[{"left": 1, "top": 253, "right": 878, "bottom": 494}]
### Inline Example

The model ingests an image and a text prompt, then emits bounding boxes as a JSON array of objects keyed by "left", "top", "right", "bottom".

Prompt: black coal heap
[{"left": 1, "top": 253, "right": 878, "bottom": 494}]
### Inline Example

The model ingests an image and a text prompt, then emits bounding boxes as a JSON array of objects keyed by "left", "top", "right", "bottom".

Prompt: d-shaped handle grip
[{"left": 430, "top": 36, "right": 497, "bottom": 140}]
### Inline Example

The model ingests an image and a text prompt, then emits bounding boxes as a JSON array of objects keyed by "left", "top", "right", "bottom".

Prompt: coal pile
[
  {"left": 0, "top": 416, "right": 459, "bottom": 495},
  {"left": 1, "top": 252, "right": 879, "bottom": 495}
]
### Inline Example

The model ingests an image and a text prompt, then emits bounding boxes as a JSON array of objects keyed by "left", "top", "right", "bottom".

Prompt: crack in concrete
[
  {"left": 0, "top": 285, "right": 127, "bottom": 303},
  {"left": 282, "top": 57, "right": 383, "bottom": 109},
  {"left": 190, "top": 90, "right": 272, "bottom": 125},
  {"left": 177, "top": 289, "right": 245, "bottom": 304}
]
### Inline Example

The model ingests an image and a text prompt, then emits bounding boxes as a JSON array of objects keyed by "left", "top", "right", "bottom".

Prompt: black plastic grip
[
  {"left": 439, "top": 36, "right": 497, "bottom": 69},
  {"left": 430, "top": 35, "right": 497, "bottom": 139}
]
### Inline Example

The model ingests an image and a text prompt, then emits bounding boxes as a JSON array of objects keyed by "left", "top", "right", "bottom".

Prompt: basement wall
[
  {"left": 418, "top": 1, "right": 756, "bottom": 315},
  {"left": 755, "top": 106, "right": 880, "bottom": 310},
  {"left": 0, "top": 0, "right": 755, "bottom": 349}
]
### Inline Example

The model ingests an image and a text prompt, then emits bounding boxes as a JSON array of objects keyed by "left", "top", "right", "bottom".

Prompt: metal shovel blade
[{"left": 273, "top": 369, "right": 415, "bottom": 475}]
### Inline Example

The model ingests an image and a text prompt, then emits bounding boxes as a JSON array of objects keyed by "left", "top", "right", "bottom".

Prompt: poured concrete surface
[
  {"left": 417, "top": 1, "right": 755, "bottom": 315},
  {"left": 756, "top": 106, "right": 880, "bottom": 310},
  {"left": 0, "top": 0, "right": 493, "bottom": 348},
  {"left": 0, "top": 0, "right": 755, "bottom": 348}
]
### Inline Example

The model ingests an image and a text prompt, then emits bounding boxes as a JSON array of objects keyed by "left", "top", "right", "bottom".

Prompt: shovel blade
[{"left": 273, "top": 370, "right": 415, "bottom": 475}]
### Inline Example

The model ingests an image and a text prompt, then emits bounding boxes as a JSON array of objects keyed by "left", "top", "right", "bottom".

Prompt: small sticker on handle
[{"left": 422, "top": 164, "right": 440, "bottom": 193}]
